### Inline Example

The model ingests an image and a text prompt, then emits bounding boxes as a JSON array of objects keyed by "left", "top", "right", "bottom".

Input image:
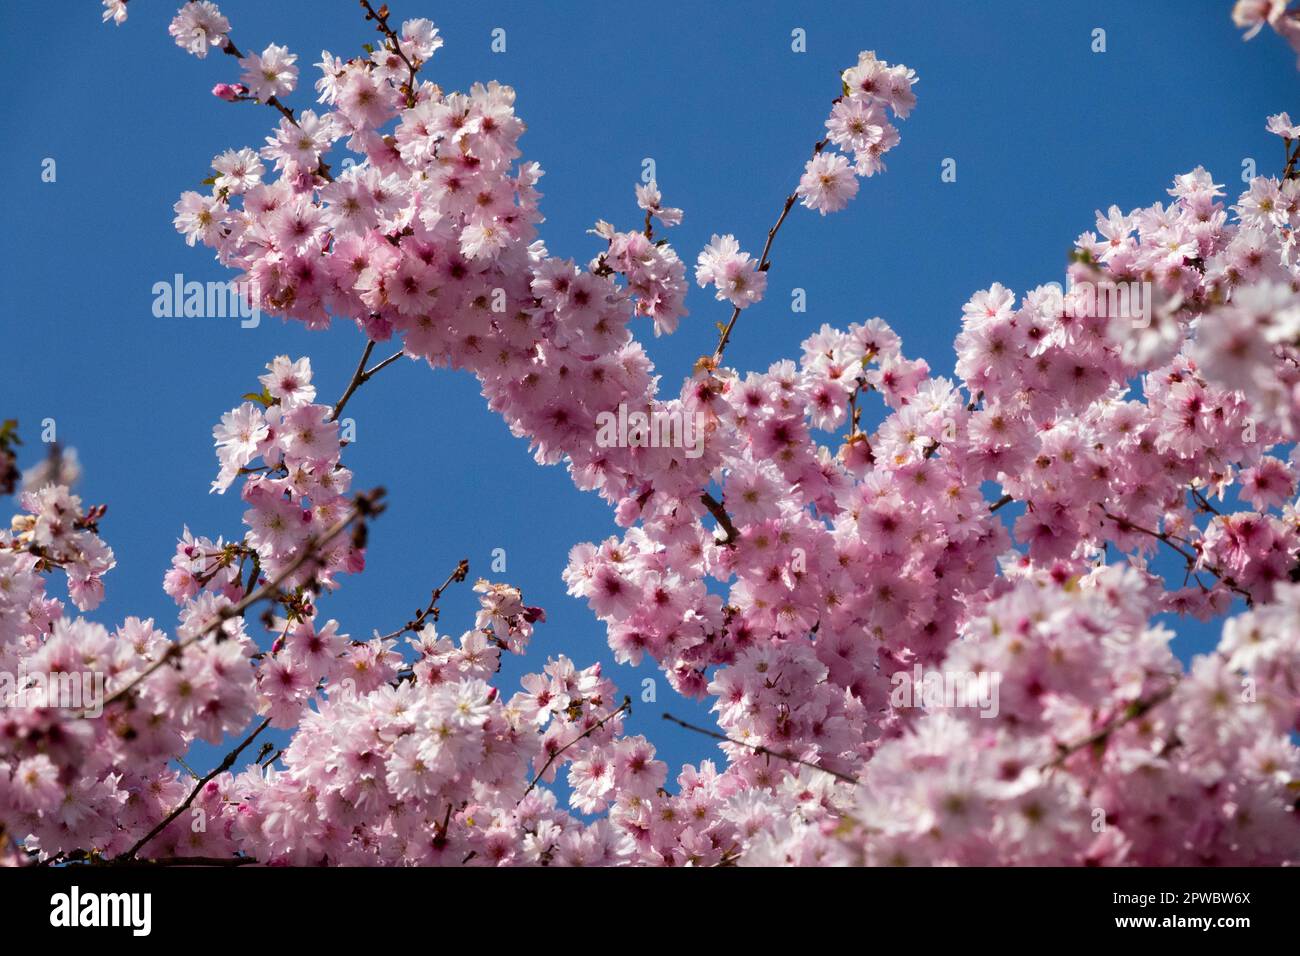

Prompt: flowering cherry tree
[{"left": 2, "top": 0, "right": 1298, "bottom": 867}]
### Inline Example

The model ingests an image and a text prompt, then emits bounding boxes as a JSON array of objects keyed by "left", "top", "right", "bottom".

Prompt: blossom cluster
[
  {"left": 797, "top": 50, "right": 916, "bottom": 215},
  {"left": 1, "top": 358, "right": 666, "bottom": 864},
  {"left": 12, "top": 0, "right": 1294, "bottom": 865}
]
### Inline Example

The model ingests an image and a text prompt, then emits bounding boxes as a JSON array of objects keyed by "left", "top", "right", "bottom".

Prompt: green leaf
[{"left": 241, "top": 389, "right": 274, "bottom": 407}]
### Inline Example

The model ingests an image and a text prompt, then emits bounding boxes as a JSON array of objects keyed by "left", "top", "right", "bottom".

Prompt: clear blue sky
[{"left": 0, "top": 1, "right": 1291, "bottom": 780}]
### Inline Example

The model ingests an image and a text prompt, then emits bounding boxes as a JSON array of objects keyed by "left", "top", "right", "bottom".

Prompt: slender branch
[
  {"left": 988, "top": 493, "right": 1013, "bottom": 513},
  {"left": 118, "top": 716, "right": 273, "bottom": 861},
  {"left": 359, "top": 0, "right": 421, "bottom": 108},
  {"left": 216, "top": 38, "right": 333, "bottom": 181},
  {"left": 711, "top": 136, "right": 831, "bottom": 362},
  {"left": 366, "top": 348, "right": 406, "bottom": 380},
  {"left": 243, "top": 550, "right": 261, "bottom": 598},
  {"left": 1045, "top": 682, "right": 1178, "bottom": 769},
  {"left": 1189, "top": 486, "right": 1221, "bottom": 516},
  {"left": 218, "top": 40, "right": 292, "bottom": 126},
  {"left": 1102, "top": 507, "right": 1198, "bottom": 562},
  {"left": 328, "top": 342, "right": 405, "bottom": 423},
  {"left": 662, "top": 712, "right": 860, "bottom": 786},
  {"left": 377, "top": 558, "right": 470, "bottom": 641},
  {"left": 844, "top": 375, "right": 877, "bottom": 438},
  {"left": 329, "top": 340, "right": 375, "bottom": 423},
  {"left": 520, "top": 698, "right": 631, "bottom": 803},
  {"left": 92, "top": 489, "right": 385, "bottom": 715},
  {"left": 1099, "top": 507, "right": 1252, "bottom": 604}
]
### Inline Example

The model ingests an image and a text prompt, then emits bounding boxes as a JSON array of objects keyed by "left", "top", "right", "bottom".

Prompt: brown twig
[
  {"left": 118, "top": 716, "right": 273, "bottom": 861},
  {"left": 662, "top": 712, "right": 860, "bottom": 786},
  {"left": 700, "top": 491, "right": 741, "bottom": 545},
  {"left": 520, "top": 698, "right": 631, "bottom": 803},
  {"left": 378, "top": 558, "right": 470, "bottom": 641},
  {"left": 329, "top": 341, "right": 405, "bottom": 423},
  {"left": 359, "top": 0, "right": 421, "bottom": 108},
  {"left": 218, "top": 39, "right": 293, "bottom": 126},
  {"left": 1045, "top": 682, "right": 1178, "bottom": 769},
  {"left": 711, "top": 135, "right": 831, "bottom": 363},
  {"left": 217, "top": 39, "right": 333, "bottom": 181},
  {"left": 1190, "top": 486, "right": 1221, "bottom": 516},
  {"left": 91, "top": 489, "right": 385, "bottom": 715},
  {"left": 1099, "top": 507, "right": 1252, "bottom": 604}
]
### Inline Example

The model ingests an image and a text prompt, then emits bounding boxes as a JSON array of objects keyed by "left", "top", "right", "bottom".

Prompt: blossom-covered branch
[{"left": 18, "top": 0, "right": 1296, "bottom": 866}]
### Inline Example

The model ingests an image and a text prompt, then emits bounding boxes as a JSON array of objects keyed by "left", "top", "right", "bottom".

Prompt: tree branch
[
  {"left": 700, "top": 491, "right": 741, "bottom": 545},
  {"left": 378, "top": 558, "right": 470, "bottom": 641},
  {"left": 359, "top": 0, "right": 422, "bottom": 108},
  {"left": 1099, "top": 507, "right": 1252, "bottom": 604},
  {"left": 118, "top": 716, "right": 272, "bottom": 862},
  {"left": 93, "top": 489, "right": 385, "bottom": 715},
  {"left": 711, "top": 135, "right": 831, "bottom": 363},
  {"left": 1045, "top": 681, "right": 1178, "bottom": 769},
  {"left": 328, "top": 341, "right": 405, "bottom": 423},
  {"left": 520, "top": 697, "right": 631, "bottom": 803},
  {"left": 662, "top": 712, "right": 860, "bottom": 785},
  {"left": 218, "top": 38, "right": 333, "bottom": 181}
]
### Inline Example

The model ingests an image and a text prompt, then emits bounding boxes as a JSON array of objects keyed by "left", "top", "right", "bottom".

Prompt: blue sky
[{"left": 0, "top": 1, "right": 1291, "bottom": 782}]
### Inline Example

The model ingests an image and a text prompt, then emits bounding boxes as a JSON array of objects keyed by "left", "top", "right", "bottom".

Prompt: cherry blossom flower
[
  {"left": 239, "top": 43, "right": 299, "bottom": 104},
  {"left": 168, "top": 1, "right": 229, "bottom": 57},
  {"left": 695, "top": 234, "right": 766, "bottom": 309}
]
